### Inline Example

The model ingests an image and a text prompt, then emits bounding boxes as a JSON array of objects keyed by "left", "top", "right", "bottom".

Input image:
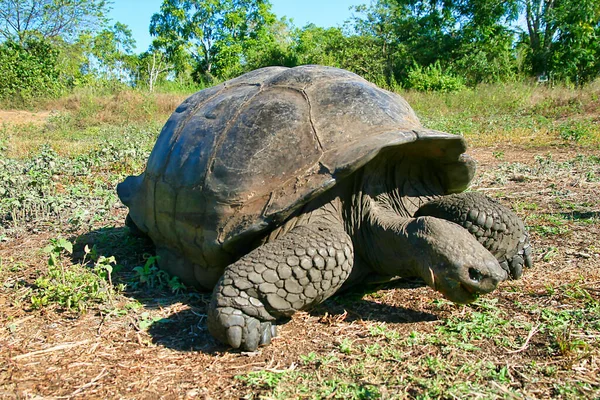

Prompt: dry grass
[
  {"left": 41, "top": 89, "right": 188, "bottom": 126},
  {"left": 404, "top": 80, "right": 600, "bottom": 147}
]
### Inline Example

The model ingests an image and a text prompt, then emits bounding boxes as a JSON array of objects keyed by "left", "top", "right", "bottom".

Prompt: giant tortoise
[{"left": 118, "top": 65, "right": 532, "bottom": 351}]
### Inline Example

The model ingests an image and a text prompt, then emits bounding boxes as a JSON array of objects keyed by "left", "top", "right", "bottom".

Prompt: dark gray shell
[{"left": 118, "top": 65, "right": 471, "bottom": 275}]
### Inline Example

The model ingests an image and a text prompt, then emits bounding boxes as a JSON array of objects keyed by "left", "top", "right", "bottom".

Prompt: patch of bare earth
[
  {"left": 1, "top": 146, "right": 599, "bottom": 398},
  {"left": 0, "top": 110, "right": 52, "bottom": 126}
]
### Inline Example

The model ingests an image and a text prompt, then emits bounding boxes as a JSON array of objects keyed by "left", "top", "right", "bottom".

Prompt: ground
[{"left": 1, "top": 106, "right": 599, "bottom": 399}]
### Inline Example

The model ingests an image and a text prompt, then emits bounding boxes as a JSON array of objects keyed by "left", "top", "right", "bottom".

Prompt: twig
[
  {"left": 225, "top": 361, "right": 267, "bottom": 370},
  {"left": 507, "top": 324, "right": 540, "bottom": 354},
  {"left": 11, "top": 339, "right": 91, "bottom": 360},
  {"left": 491, "top": 381, "right": 519, "bottom": 399},
  {"left": 69, "top": 368, "right": 108, "bottom": 397}
]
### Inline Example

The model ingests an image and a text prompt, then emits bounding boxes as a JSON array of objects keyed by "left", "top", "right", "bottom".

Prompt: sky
[{"left": 108, "top": 0, "right": 366, "bottom": 54}]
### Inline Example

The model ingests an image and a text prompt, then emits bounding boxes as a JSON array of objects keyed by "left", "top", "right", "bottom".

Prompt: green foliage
[
  {"left": 406, "top": 62, "right": 466, "bottom": 92},
  {"left": 521, "top": 0, "right": 600, "bottom": 83},
  {"left": 89, "top": 22, "right": 138, "bottom": 83},
  {"left": 150, "top": 0, "right": 278, "bottom": 83},
  {"left": 31, "top": 238, "right": 118, "bottom": 311},
  {"left": 549, "top": 0, "right": 600, "bottom": 84},
  {"left": 132, "top": 255, "right": 186, "bottom": 293},
  {"left": 0, "top": 38, "right": 65, "bottom": 101},
  {"left": 0, "top": 127, "right": 153, "bottom": 237},
  {"left": 0, "top": 0, "right": 598, "bottom": 98},
  {"left": 0, "top": 0, "right": 110, "bottom": 43},
  {"left": 236, "top": 370, "right": 289, "bottom": 389}
]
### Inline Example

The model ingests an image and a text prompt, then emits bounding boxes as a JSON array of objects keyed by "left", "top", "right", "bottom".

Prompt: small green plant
[
  {"left": 235, "top": 370, "right": 289, "bottom": 389},
  {"left": 559, "top": 120, "right": 593, "bottom": 142},
  {"left": 31, "top": 238, "right": 117, "bottom": 311},
  {"left": 137, "top": 311, "right": 171, "bottom": 330},
  {"left": 300, "top": 352, "right": 318, "bottom": 365},
  {"left": 338, "top": 338, "right": 354, "bottom": 355},
  {"left": 368, "top": 323, "right": 401, "bottom": 341},
  {"left": 132, "top": 255, "right": 186, "bottom": 293},
  {"left": 543, "top": 246, "right": 559, "bottom": 261}
]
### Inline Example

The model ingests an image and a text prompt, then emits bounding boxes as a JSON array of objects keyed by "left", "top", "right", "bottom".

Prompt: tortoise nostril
[{"left": 469, "top": 267, "right": 484, "bottom": 282}]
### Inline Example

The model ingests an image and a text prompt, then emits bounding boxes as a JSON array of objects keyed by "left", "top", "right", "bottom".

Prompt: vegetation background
[
  {"left": 1, "top": 0, "right": 600, "bottom": 102},
  {"left": 0, "top": 0, "right": 599, "bottom": 399}
]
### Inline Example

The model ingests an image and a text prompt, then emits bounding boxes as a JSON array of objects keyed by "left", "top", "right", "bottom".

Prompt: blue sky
[{"left": 108, "top": 0, "right": 366, "bottom": 53}]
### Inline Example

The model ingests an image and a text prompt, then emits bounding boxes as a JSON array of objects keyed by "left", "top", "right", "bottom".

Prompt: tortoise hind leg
[{"left": 207, "top": 221, "right": 354, "bottom": 351}]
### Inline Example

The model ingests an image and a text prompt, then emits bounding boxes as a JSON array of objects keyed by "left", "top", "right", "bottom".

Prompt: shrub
[
  {"left": 405, "top": 62, "right": 466, "bottom": 92},
  {"left": 0, "top": 38, "right": 66, "bottom": 102}
]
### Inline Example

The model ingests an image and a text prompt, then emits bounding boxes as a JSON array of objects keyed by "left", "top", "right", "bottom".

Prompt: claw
[
  {"left": 244, "top": 319, "right": 260, "bottom": 351},
  {"left": 509, "top": 255, "right": 524, "bottom": 279},
  {"left": 209, "top": 295, "right": 278, "bottom": 351},
  {"left": 227, "top": 325, "right": 243, "bottom": 348},
  {"left": 260, "top": 322, "right": 272, "bottom": 345}
]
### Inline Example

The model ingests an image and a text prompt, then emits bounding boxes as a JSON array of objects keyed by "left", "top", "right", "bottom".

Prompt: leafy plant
[
  {"left": 31, "top": 238, "right": 117, "bottom": 311},
  {"left": 235, "top": 370, "right": 289, "bottom": 389},
  {"left": 406, "top": 62, "right": 466, "bottom": 92},
  {"left": 132, "top": 255, "right": 186, "bottom": 293}
]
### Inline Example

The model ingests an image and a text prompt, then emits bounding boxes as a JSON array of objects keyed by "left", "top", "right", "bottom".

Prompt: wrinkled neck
[{"left": 358, "top": 201, "right": 432, "bottom": 281}]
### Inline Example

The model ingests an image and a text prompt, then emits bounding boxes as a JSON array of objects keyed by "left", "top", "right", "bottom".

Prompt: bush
[
  {"left": 405, "top": 62, "right": 466, "bottom": 92},
  {"left": 0, "top": 38, "right": 66, "bottom": 102}
]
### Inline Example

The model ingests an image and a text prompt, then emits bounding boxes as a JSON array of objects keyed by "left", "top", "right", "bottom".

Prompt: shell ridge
[
  {"left": 156, "top": 85, "right": 228, "bottom": 179},
  {"left": 200, "top": 84, "right": 267, "bottom": 192},
  {"left": 300, "top": 88, "right": 324, "bottom": 152}
]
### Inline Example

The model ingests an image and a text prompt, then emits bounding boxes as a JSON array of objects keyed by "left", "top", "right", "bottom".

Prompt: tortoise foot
[{"left": 208, "top": 303, "right": 277, "bottom": 351}]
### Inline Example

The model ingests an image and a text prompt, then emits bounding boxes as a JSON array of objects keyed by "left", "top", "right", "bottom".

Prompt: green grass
[
  {"left": 234, "top": 293, "right": 599, "bottom": 399},
  {"left": 403, "top": 81, "right": 600, "bottom": 147},
  {"left": 29, "top": 238, "right": 119, "bottom": 311},
  {"left": 2, "top": 80, "right": 599, "bottom": 160}
]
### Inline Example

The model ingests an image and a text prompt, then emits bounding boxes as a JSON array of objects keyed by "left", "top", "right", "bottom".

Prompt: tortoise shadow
[
  {"left": 310, "top": 280, "right": 438, "bottom": 324},
  {"left": 74, "top": 226, "right": 438, "bottom": 353}
]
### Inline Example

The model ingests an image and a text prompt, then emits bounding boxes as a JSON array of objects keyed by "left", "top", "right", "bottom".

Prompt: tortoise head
[
  {"left": 362, "top": 205, "right": 507, "bottom": 304},
  {"left": 409, "top": 217, "right": 507, "bottom": 304}
]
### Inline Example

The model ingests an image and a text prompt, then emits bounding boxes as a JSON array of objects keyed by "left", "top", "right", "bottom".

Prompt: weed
[
  {"left": 137, "top": 312, "right": 172, "bottom": 330},
  {"left": 368, "top": 323, "right": 405, "bottom": 343},
  {"left": 131, "top": 255, "right": 186, "bottom": 294},
  {"left": 559, "top": 120, "right": 595, "bottom": 142},
  {"left": 542, "top": 246, "right": 559, "bottom": 261},
  {"left": 235, "top": 370, "right": 290, "bottom": 390},
  {"left": 338, "top": 338, "right": 354, "bottom": 355},
  {"left": 30, "top": 238, "right": 118, "bottom": 311}
]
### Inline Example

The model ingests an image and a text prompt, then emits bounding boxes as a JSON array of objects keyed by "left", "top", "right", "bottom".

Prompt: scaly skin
[
  {"left": 207, "top": 223, "right": 354, "bottom": 351},
  {"left": 415, "top": 192, "right": 533, "bottom": 278}
]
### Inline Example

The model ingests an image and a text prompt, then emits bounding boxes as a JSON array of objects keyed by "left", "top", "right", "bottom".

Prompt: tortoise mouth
[{"left": 434, "top": 278, "right": 481, "bottom": 304}]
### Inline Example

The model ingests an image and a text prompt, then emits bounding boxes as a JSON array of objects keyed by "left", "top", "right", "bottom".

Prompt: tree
[
  {"left": 242, "top": 16, "right": 294, "bottom": 70},
  {"left": 518, "top": 0, "right": 600, "bottom": 82},
  {"left": 90, "top": 22, "right": 137, "bottom": 82},
  {"left": 288, "top": 24, "right": 389, "bottom": 86},
  {"left": 150, "top": 0, "right": 277, "bottom": 83},
  {"left": 349, "top": 0, "right": 521, "bottom": 86},
  {"left": 137, "top": 49, "right": 172, "bottom": 91},
  {"left": 0, "top": 0, "right": 110, "bottom": 44}
]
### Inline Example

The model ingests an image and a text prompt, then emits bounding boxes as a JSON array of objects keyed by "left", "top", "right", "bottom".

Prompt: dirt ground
[
  {"left": 1, "top": 145, "right": 599, "bottom": 399},
  {"left": 0, "top": 110, "right": 53, "bottom": 126}
]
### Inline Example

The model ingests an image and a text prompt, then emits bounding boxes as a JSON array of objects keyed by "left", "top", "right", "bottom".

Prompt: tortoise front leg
[
  {"left": 416, "top": 192, "right": 532, "bottom": 279},
  {"left": 207, "top": 223, "right": 354, "bottom": 351}
]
